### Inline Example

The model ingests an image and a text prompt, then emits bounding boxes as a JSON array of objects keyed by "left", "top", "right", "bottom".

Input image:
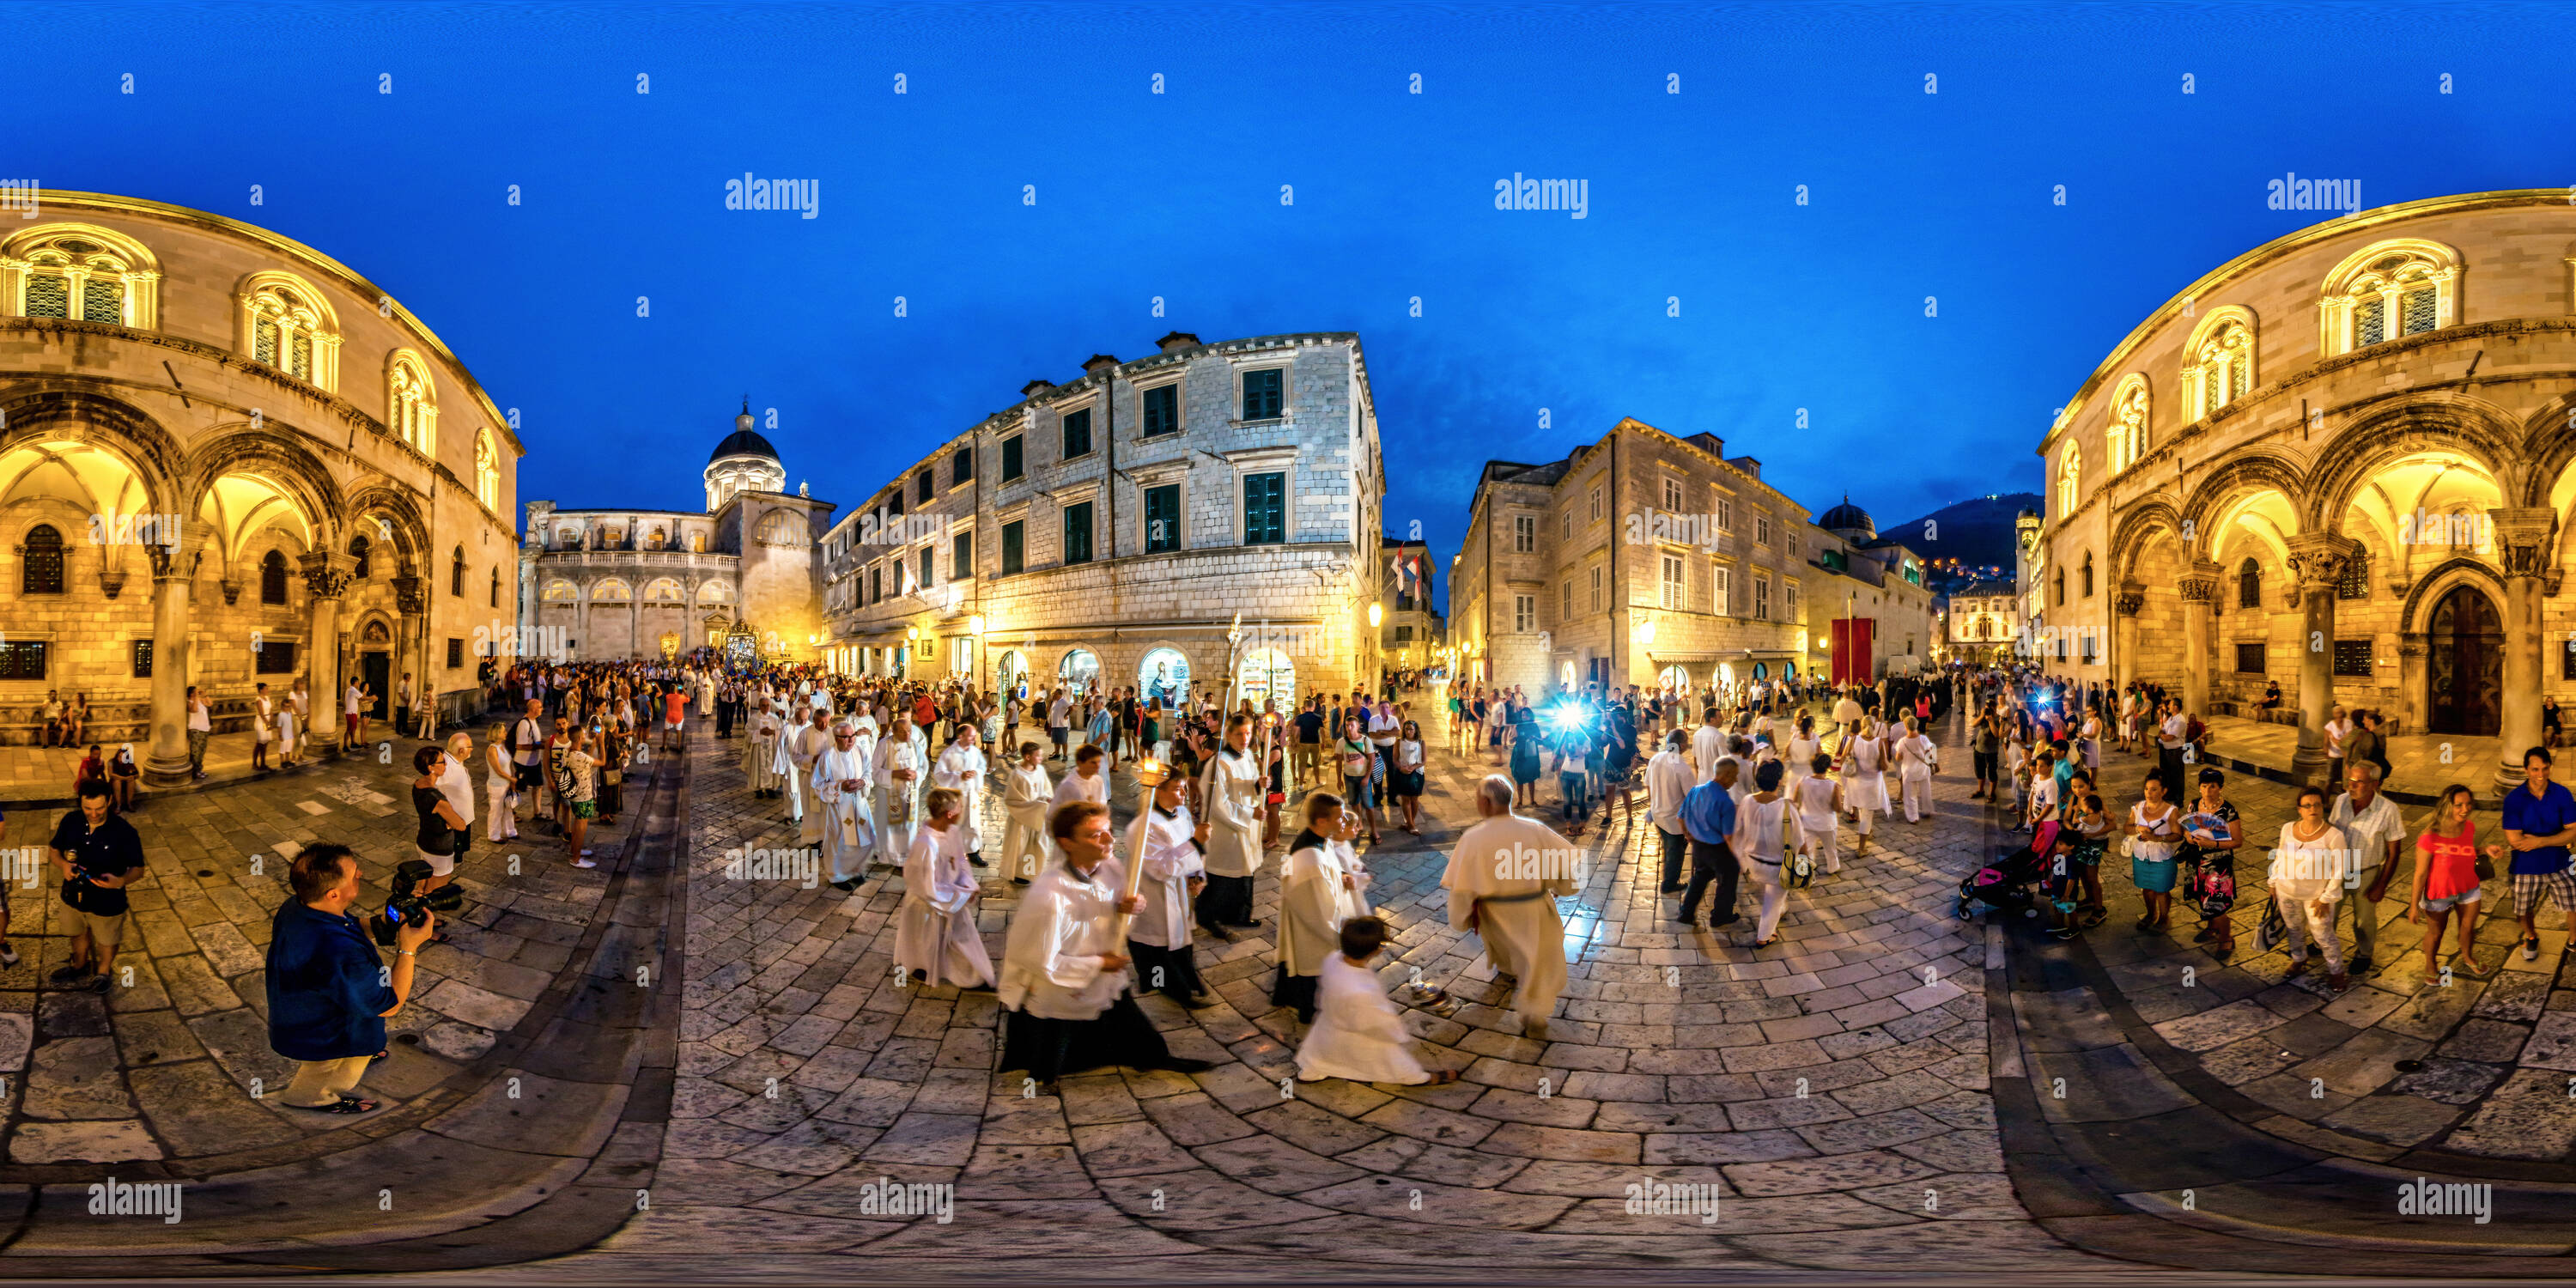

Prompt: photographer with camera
[{"left": 265, "top": 842, "right": 434, "bottom": 1113}]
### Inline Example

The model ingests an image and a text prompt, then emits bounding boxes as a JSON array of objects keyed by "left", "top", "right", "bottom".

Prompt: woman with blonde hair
[{"left": 484, "top": 723, "right": 520, "bottom": 843}]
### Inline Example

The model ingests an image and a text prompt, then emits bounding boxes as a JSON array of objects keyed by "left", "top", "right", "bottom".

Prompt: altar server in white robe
[
  {"left": 1124, "top": 770, "right": 1212, "bottom": 1006},
  {"left": 1194, "top": 714, "right": 1266, "bottom": 935},
  {"left": 996, "top": 799, "right": 1212, "bottom": 1086},
  {"left": 1296, "top": 915, "right": 1457, "bottom": 1085},
  {"left": 1441, "top": 775, "right": 1575, "bottom": 1036},
  {"left": 896, "top": 787, "right": 994, "bottom": 987},
  {"left": 811, "top": 720, "right": 878, "bottom": 891},
  {"left": 1048, "top": 743, "right": 1109, "bottom": 875},
  {"left": 744, "top": 699, "right": 785, "bottom": 797},
  {"left": 999, "top": 739, "right": 1053, "bottom": 884},
  {"left": 932, "top": 725, "right": 991, "bottom": 867},
  {"left": 1273, "top": 791, "right": 1367, "bottom": 1023},
  {"left": 873, "top": 714, "right": 929, "bottom": 870}
]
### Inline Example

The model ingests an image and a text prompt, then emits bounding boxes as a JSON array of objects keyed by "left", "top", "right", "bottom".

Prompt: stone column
[
  {"left": 142, "top": 546, "right": 199, "bottom": 788},
  {"left": 2177, "top": 559, "right": 2221, "bottom": 718},
  {"left": 2492, "top": 507, "right": 2556, "bottom": 791},
  {"left": 2113, "top": 580, "right": 2145, "bottom": 693},
  {"left": 300, "top": 551, "right": 355, "bottom": 758},
  {"left": 394, "top": 574, "right": 427, "bottom": 734},
  {"left": 2285, "top": 533, "right": 2359, "bottom": 788},
  {"left": 2397, "top": 636, "right": 2427, "bottom": 731}
]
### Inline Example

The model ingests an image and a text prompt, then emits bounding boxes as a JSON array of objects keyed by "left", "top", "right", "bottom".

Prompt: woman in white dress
[
  {"left": 1731, "top": 760, "right": 1807, "bottom": 947},
  {"left": 2078, "top": 709, "right": 2103, "bottom": 772},
  {"left": 1893, "top": 717, "right": 1937, "bottom": 824},
  {"left": 1795, "top": 750, "right": 1844, "bottom": 874},
  {"left": 1838, "top": 720, "right": 1891, "bottom": 858},
  {"left": 1784, "top": 715, "right": 1820, "bottom": 792},
  {"left": 484, "top": 724, "right": 521, "bottom": 843}
]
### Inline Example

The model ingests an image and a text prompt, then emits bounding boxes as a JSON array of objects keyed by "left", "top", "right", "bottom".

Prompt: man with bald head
[{"left": 1441, "top": 775, "right": 1575, "bottom": 1037}]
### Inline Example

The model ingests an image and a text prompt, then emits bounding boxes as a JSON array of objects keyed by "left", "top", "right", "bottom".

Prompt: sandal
[
  {"left": 1427, "top": 1068, "right": 1462, "bottom": 1085},
  {"left": 2460, "top": 955, "right": 2494, "bottom": 979},
  {"left": 289, "top": 1095, "right": 380, "bottom": 1115}
]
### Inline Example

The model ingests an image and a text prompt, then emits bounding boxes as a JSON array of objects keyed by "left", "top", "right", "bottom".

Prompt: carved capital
[
  {"left": 2285, "top": 532, "right": 2360, "bottom": 592},
  {"left": 298, "top": 550, "right": 355, "bottom": 601},
  {"left": 392, "top": 574, "right": 427, "bottom": 617},
  {"left": 2176, "top": 559, "right": 2222, "bottom": 605},
  {"left": 2115, "top": 579, "right": 2146, "bottom": 617},
  {"left": 2488, "top": 506, "right": 2557, "bottom": 581},
  {"left": 2398, "top": 638, "right": 2427, "bottom": 659},
  {"left": 147, "top": 544, "right": 200, "bottom": 583},
  {"left": 218, "top": 577, "right": 243, "bottom": 606},
  {"left": 97, "top": 567, "right": 126, "bottom": 599},
  {"left": 2549, "top": 571, "right": 2566, "bottom": 598}
]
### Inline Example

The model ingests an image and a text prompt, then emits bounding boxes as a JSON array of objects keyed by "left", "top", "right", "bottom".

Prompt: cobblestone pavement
[{"left": 567, "top": 698, "right": 2135, "bottom": 1279}]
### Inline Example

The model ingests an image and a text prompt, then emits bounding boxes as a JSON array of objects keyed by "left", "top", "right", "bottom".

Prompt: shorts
[
  {"left": 345, "top": 714, "right": 362, "bottom": 733},
  {"left": 573, "top": 799, "right": 598, "bottom": 820},
  {"left": 515, "top": 762, "right": 544, "bottom": 790},
  {"left": 665, "top": 718, "right": 683, "bottom": 731},
  {"left": 59, "top": 900, "right": 126, "bottom": 951},
  {"left": 2422, "top": 887, "right": 2481, "bottom": 913},
  {"left": 419, "top": 846, "right": 455, "bottom": 878},
  {"left": 1050, "top": 727, "right": 1070, "bottom": 746},
  {"left": 2069, "top": 838, "right": 2105, "bottom": 867},
  {"left": 2511, "top": 868, "right": 2576, "bottom": 916}
]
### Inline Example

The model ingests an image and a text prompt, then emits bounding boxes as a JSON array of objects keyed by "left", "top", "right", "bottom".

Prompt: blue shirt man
[
  {"left": 1682, "top": 775, "right": 1738, "bottom": 846},
  {"left": 2501, "top": 768, "right": 2576, "bottom": 878},
  {"left": 267, "top": 898, "right": 396, "bottom": 1063},
  {"left": 1677, "top": 765, "right": 1742, "bottom": 927}
]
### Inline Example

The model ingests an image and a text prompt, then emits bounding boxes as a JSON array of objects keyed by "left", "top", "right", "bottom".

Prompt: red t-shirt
[
  {"left": 2415, "top": 822, "right": 2481, "bottom": 901},
  {"left": 664, "top": 692, "right": 687, "bottom": 724}
]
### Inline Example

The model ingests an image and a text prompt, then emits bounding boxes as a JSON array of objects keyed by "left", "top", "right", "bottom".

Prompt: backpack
[{"left": 1784, "top": 847, "right": 1815, "bottom": 890}]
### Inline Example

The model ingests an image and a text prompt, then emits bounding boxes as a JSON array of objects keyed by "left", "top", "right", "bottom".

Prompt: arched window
[
  {"left": 349, "top": 534, "right": 372, "bottom": 580},
  {"left": 2237, "top": 556, "right": 2262, "bottom": 609},
  {"left": 3, "top": 224, "right": 160, "bottom": 327},
  {"left": 450, "top": 545, "right": 466, "bottom": 597},
  {"left": 2338, "top": 547, "right": 2370, "bottom": 599},
  {"left": 473, "top": 429, "right": 500, "bottom": 511},
  {"left": 2081, "top": 551, "right": 2094, "bottom": 598},
  {"left": 2056, "top": 446, "right": 2080, "bottom": 518},
  {"left": 2052, "top": 568, "right": 2065, "bottom": 607},
  {"left": 489, "top": 566, "right": 501, "bottom": 608},
  {"left": 2321, "top": 239, "right": 2461, "bottom": 355},
  {"left": 1977, "top": 617, "right": 1991, "bottom": 641},
  {"left": 386, "top": 352, "right": 438, "bottom": 454},
  {"left": 2108, "top": 374, "right": 2149, "bottom": 473},
  {"left": 2182, "top": 308, "right": 2257, "bottom": 422},
  {"left": 261, "top": 549, "right": 289, "bottom": 604},
  {"left": 21, "top": 524, "right": 64, "bottom": 594},
  {"left": 753, "top": 510, "right": 802, "bottom": 545},
  {"left": 237, "top": 271, "right": 340, "bottom": 389}
]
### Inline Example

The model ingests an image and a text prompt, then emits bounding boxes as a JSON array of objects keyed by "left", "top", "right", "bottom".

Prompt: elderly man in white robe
[
  {"left": 1194, "top": 714, "right": 1267, "bottom": 938},
  {"left": 1442, "top": 775, "right": 1576, "bottom": 1037},
  {"left": 1272, "top": 791, "right": 1366, "bottom": 1024},
  {"left": 999, "top": 739, "right": 1054, "bottom": 886},
  {"left": 812, "top": 719, "right": 878, "bottom": 892},
  {"left": 997, "top": 799, "right": 1212, "bottom": 1087},
  {"left": 744, "top": 699, "right": 786, "bottom": 798},
  {"left": 896, "top": 787, "right": 993, "bottom": 988},
  {"left": 1124, "top": 770, "right": 1212, "bottom": 1007},
  {"left": 932, "top": 726, "right": 992, "bottom": 869},
  {"left": 873, "top": 714, "right": 930, "bottom": 872}
]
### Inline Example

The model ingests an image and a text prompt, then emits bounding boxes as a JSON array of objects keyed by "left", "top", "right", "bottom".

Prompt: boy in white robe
[
  {"left": 873, "top": 714, "right": 928, "bottom": 870},
  {"left": 1297, "top": 916, "right": 1457, "bottom": 1085},
  {"left": 896, "top": 787, "right": 994, "bottom": 988},
  {"left": 1047, "top": 743, "right": 1109, "bottom": 876},
  {"left": 1000, "top": 741, "right": 1053, "bottom": 886},
  {"left": 932, "top": 726, "right": 991, "bottom": 868},
  {"left": 1124, "top": 773, "right": 1211, "bottom": 1006},
  {"left": 812, "top": 720, "right": 877, "bottom": 890},
  {"left": 1273, "top": 792, "right": 1366, "bottom": 1023}
]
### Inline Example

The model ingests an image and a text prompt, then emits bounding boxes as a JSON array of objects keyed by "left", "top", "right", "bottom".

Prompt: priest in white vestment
[
  {"left": 812, "top": 720, "right": 878, "bottom": 890},
  {"left": 744, "top": 700, "right": 784, "bottom": 797},
  {"left": 895, "top": 787, "right": 994, "bottom": 987},
  {"left": 1441, "top": 775, "right": 1576, "bottom": 1036},
  {"left": 873, "top": 714, "right": 929, "bottom": 870}
]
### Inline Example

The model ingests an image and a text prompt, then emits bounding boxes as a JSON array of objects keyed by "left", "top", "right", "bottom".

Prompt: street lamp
[
  {"left": 1637, "top": 617, "right": 1656, "bottom": 645},
  {"left": 1367, "top": 603, "right": 1382, "bottom": 629},
  {"left": 969, "top": 614, "right": 986, "bottom": 635},
  {"left": 906, "top": 626, "right": 919, "bottom": 641}
]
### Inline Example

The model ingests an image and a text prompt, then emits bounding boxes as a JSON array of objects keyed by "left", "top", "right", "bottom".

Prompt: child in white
[
  {"left": 1893, "top": 718, "right": 1936, "bottom": 824},
  {"left": 1731, "top": 759, "right": 1807, "bottom": 945},
  {"left": 1295, "top": 916, "right": 1455, "bottom": 1085},
  {"left": 999, "top": 741, "right": 1053, "bottom": 883},
  {"left": 1794, "top": 751, "right": 1843, "bottom": 874},
  {"left": 895, "top": 787, "right": 993, "bottom": 988}
]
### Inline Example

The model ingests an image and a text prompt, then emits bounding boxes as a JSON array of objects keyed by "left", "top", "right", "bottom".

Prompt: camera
[{"left": 370, "top": 858, "right": 463, "bottom": 946}]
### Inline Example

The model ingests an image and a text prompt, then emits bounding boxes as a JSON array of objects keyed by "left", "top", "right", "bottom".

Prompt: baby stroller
[{"left": 1957, "top": 821, "right": 2057, "bottom": 920}]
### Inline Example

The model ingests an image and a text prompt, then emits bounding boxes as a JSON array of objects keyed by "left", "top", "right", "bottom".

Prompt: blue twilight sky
[{"left": 13, "top": 2, "right": 2576, "bottom": 606}]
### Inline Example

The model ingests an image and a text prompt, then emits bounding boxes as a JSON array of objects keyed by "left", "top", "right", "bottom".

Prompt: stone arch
[
  {"left": 343, "top": 481, "right": 430, "bottom": 578},
  {"left": 0, "top": 386, "right": 185, "bottom": 514},
  {"left": 184, "top": 426, "right": 346, "bottom": 550},
  {"left": 2178, "top": 446, "right": 2307, "bottom": 558},
  {"left": 2109, "top": 495, "right": 2185, "bottom": 585},
  {"left": 2301, "top": 393, "right": 2520, "bottom": 533},
  {"left": 2398, "top": 556, "right": 2509, "bottom": 635},
  {"left": 2518, "top": 392, "right": 2576, "bottom": 509}
]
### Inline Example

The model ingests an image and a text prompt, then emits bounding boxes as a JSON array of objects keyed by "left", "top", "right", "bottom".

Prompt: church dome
[
  {"left": 708, "top": 401, "right": 780, "bottom": 464},
  {"left": 1818, "top": 495, "right": 1875, "bottom": 538}
]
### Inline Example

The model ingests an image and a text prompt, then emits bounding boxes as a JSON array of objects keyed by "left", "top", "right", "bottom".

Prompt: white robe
[
  {"left": 1840, "top": 732, "right": 1891, "bottom": 814},
  {"left": 998, "top": 860, "right": 1127, "bottom": 1020},
  {"left": 1441, "top": 813, "right": 1575, "bottom": 1026},
  {"left": 1200, "top": 747, "right": 1264, "bottom": 879},
  {"left": 1001, "top": 762, "right": 1054, "bottom": 879},
  {"left": 812, "top": 744, "right": 878, "bottom": 883},
  {"left": 787, "top": 723, "right": 830, "bottom": 835},
  {"left": 896, "top": 824, "right": 993, "bottom": 987},
  {"left": 874, "top": 732, "right": 929, "bottom": 866},
  {"left": 933, "top": 744, "right": 990, "bottom": 853},
  {"left": 1296, "top": 952, "right": 1430, "bottom": 1084},
  {"left": 1047, "top": 769, "right": 1108, "bottom": 871},
  {"left": 745, "top": 710, "right": 784, "bottom": 793},
  {"left": 1124, "top": 805, "right": 1204, "bottom": 952},
  {"left": 1279, "top": 840, "right": 1364, "bottom": 978}
]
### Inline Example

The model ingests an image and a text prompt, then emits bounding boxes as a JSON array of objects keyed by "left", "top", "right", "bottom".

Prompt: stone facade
[
  {"left": 1944, "top": 578, "right": 2020, "bottom": 665},
  {"left": 1449, "top": 417, "right": 1933, "bottom": 697},
  {"left": 0, "top": 191, "right": 521, "bottom": 776},
  {"left": 520, "top": 406, "right": 834, "bottom": 663},
  {"left": 815, "top": 332, "right": 1385, "bottom": 707},
  {"left": 1377, "top": 534, "right": 1443, "bottom": 667},
  {"left": 2035, "top": 189, "right": 2576, "bottom": 786}
]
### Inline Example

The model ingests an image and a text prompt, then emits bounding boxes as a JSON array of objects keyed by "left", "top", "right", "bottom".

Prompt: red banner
[{"left": 1832, "top": 617, "right": 1876, "bottom": 684}]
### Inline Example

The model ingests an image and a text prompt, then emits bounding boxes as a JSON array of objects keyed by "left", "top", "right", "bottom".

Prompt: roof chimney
[
  {"left": 1080, "top": 353, "right": 1120, "bottom": 377},
  {"left": 1019, "top": 379, "right": 1056, "bottom": 399},
  {"left": 1155, "top": 331, "right": 1201, "bottom": 355}
]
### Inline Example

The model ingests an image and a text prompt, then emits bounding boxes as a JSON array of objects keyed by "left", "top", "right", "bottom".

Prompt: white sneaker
[
  {"left": 572, "top": 857, "right": 598, "bottom": 869},
  {"left": 0, "top": 944, "right": 17, "bottom": 967}
]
